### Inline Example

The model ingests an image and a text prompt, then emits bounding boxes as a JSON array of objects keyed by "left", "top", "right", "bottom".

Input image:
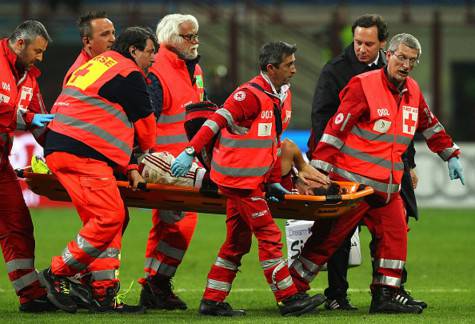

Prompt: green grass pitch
[{"left": 0, "top": 208, "right": 474, "bottom": 323}]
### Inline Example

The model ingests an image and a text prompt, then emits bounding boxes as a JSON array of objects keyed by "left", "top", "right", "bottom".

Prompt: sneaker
[
  {"left": 90, "top": 284, "right": 145, "bottom": 314},
  {"left": 396, "top": 286, "right": 428, "bottom": 309},
  {"left": 369, "top": 286, "right": 423, "bottom": 314},
  {"left": 199, "top": 299, "right": 246, "bottom": 316},
  {"left": 325, "top": 296, "right": 358, "bottom": 310},
  {"left": 19, "top": 295, "right": 57, "bottom": 313},
  {"left": 68, "top": 277, "right": 93, "bottom": 310},
  {"left": 139, "top": 276, "right": 187, "bottom": 310},
  {"left": 38, "top": 268, "right": 77, "bottom": 313},
  {"left": 278, "top": 292, "right": 326, "bottom": 316}
]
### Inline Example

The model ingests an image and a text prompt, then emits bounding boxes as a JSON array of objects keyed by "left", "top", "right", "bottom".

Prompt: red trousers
[
  {"left": 203, "top": 186, "right": 298, "bottom": 303},
  {"left": 0, "top": 162, "right": 46, "bottom": 304},
  {"left": 46, "top": 152, "right": 125, "bottom": 293},
  {"left": 143, "top": 209, "right": 197, "bottom": 279},
  {"left": 290, "top": 184, "right": 407, "bottom": 292}
]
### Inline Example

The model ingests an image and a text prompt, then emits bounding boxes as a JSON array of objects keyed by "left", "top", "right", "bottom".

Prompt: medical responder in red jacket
[
  {"left": 138, "top": 14, "right": 205, "bottom": 310},
  {"left": 172, "top": 41, "right": 328, "bottom": 317},
  {"left": 0, "top": 20, "right": 56, "bottom": 313},
  {"left": 39, "top": 27, "right": 157, "bottom": 314},
  {"left": 290, "top": 33, "right": 464, "bottom": 314},
  {"left": 63, "top": 11, "right": 115, "bottom": 86}
]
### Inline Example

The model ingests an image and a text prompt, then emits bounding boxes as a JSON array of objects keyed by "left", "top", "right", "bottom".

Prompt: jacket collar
[{"left": 160, "top": 46, "right": 200, "bottom": 68}]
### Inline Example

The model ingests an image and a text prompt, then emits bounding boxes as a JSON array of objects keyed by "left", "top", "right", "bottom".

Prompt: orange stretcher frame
[{"left": 20, "top": 169, "right": 373, "bottom": 221}]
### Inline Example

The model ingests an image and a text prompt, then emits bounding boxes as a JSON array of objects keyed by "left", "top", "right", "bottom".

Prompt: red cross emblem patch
[{"left": 402, "top": 105, "right": 418, "bottom": 135}]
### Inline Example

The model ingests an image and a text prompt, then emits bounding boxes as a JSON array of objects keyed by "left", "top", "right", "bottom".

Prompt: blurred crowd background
[{"left": 1, "top": 0, "right": 474, "bottom": 141}]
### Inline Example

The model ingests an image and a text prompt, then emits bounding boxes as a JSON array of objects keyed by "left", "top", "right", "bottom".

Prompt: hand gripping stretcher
[{"left": 18, "top": 168, "right": 373, "bottom": 220}]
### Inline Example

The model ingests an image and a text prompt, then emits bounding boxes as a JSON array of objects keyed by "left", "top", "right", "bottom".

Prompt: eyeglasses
[
  {"left": 179, "top": 33, "right": 199, "bottom": 42},
  {"left": 392, "top": 52, "right": 419, "bottom": 67}
]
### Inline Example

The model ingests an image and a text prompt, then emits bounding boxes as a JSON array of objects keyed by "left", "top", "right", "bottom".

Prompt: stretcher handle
[{"left": 116, "top": 180, "right": 149, "bottom": 192}]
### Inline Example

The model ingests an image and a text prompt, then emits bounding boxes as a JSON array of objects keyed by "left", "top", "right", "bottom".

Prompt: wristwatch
[{"left": 184, "top": 146, "right": 195, "bottom": 156}]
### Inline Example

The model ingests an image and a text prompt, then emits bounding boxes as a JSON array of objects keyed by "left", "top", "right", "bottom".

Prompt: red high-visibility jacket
[
  {"left": 211, "top": 77, "right": 292, "bottom": 189},
  {"left": 49, "top": 51, "right": 145, "bottom": 167},
  {"left": 149, "top": 47, "right": 204, "bottom": 155},
  {"left": 312, "top": 69, "right": 459, "bottom": 197}
]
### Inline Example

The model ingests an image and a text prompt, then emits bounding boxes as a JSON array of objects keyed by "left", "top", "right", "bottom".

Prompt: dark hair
[
  {"left": 111, "top": 26, "right": 158, "bottom": 59},
  {"left": 351, "top": 14, "right": 388, "bottom": 42},
  {"left": 259, "top": 41, "right": 297, "bottom": 72},
  {"left": 8, "top": 20, "right": 52, "bottom": 44},
  {"left": 77, "top": 11, "right": 109, "bottom": 38}
]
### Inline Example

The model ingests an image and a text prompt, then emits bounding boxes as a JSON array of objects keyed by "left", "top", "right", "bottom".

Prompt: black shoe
[
  {"left": 396, "top": 286, "right": 428, "bottom": 309},
  {"left": 38, "top": 268, "right": 77, "bottom": 313},
  {"left": 139, "top": 276, "right": 187, "bottom": 310},
  {"left": 325, "top": 296, "right": 358, "bottom": 310},
  {"left": 199, "top": 299, "right": 246, "bottom": 316},
  {"left": 278, "top": 292, "right": 326, "bottom": 316},
  {"left": 370, "top": 286, "right": 423, "bottom": 314},
  {"left": 90, "top": 284, "right": 145, "bottom": 314},
  {"left": 68, "top": 277, "right": 93, "bottom": 310},
  {"left": 19, "top": 295, "right": 57, "bottom": 313}
]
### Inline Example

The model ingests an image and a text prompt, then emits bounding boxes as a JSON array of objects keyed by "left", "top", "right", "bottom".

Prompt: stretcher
[{"left": 19, "top": 169, "right": 374, "bottom": 220}]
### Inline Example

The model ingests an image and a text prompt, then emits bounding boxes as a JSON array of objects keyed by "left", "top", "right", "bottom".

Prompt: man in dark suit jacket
[{"left": 307, "top": 14, "right": 426, "bottom": 310}]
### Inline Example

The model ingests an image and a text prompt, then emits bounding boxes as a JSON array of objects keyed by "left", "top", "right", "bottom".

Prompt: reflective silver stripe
[
  {"left": 376, "top": 258, "right": 405, "bottom": 270},
  {"left": 144, "top": 257, "right": 177, "bottom": 277},
  {"left": 203, "top": 119, "right": 220, "bottom": 134},
  {"left": 289, "top": 259, "right": 316, "bottom": 283},
  {"left": 340, "top": 113, "right": 351, "bottom": 131},
  {"left": 55, "top": 113, "right": 132, "bottom": 157},
  {"left": 31, "top": 126, "right": 47, "bottom": 141},
  {"left": 277, "top": 148, "right": 282, "bottom": 157},
  {"left": 157, "top": 112, "right": 185, "bottom": 124},
  {"left": 76, "top": 234, "right": 102, "bottom": 258},
  {"left": 422, "top": 122, "right": 444, "bottom": 140},
  {"left": 311, "top": 160, "right": 400, "bottom": 194},
  {"left": 96, "top": 248, "right": 120, "bottom": 259},
  {"left": 91, "top": 270, "right": 116, "bottom": 281},
  {"left": 438, "top": 144, "right": 460, "bottom": 161},
  {"left": 211, "top": 159, "right": 270, "bottom": 177},
  {"left": 320, "top": 134, "right": 343, "bottom": 149},
  {"left": 158, "top": 210, "right": 185, "bottom": 224},
  {"left": 216, "top": 108, "right": 233, "bottom": 125},
  {"left": 372, "top": 275, "right": 401, "bottom": 287},
  {"left": 157, "top": 241, "right": 185, "bottom": 260},
  {"left": 6, "top": 258, "right": 34, "bottom": 273},
  {"left": 341, "top": 146, "right": 405, "bottom": 171},
  {"left": 269, "top": 275, "right": 293, "bottom": 291},
  {"left": 216, "top": 108, "right": 249, "bottom": 135},
  {"left": 220, "top": 137, "right": 274, "bottom": 149},
  {"left": 12, "top": 271, "right": 38, "bottom": 292},
  {"left": 207, "top": 278, "right": 231, "bottom": 292},
  {"left": 16, "top": 108, "right": 27, "bottom": 130},
  {"left": 215, "top": 257, "right": 238, "bottom": 271},
  {"left": 155, "top": 134, "right": 188, "bottom": 145},
  {"left": 62, "top": 88, "right": 131, "bottom": 127},
  {"left": 351, "top": 126, "right": 412, "bottom": 145},
  {"left": 300, "top": 256, "right": 321, "bottom": 273},
  {"left": 62, "top": 247, "right": 87, "bottom": 270},
  {"left": 260, "top": 258, "right": 283, "bottom": 270}
]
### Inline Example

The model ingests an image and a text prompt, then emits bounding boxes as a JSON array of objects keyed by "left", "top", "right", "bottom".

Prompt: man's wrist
[{"left": 184, "top": 146, "right": 195, "bottom": 156}]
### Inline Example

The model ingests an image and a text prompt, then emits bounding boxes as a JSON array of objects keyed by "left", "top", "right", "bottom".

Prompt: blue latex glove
[
  {"left": 448, "top": 157, "right": 465, "bottom": 185},
  {"left": 32, "top": 114, "right": 55, "bottom": 127},
  {"left": 266, "top": 182, "right": 291, "bottom": 202},
  {"left": 171, "top": 150, "right": 194, "bottom": 177}
]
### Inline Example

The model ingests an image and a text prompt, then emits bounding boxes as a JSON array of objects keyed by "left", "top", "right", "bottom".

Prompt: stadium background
[{"left": 0, "top": 1, "right": 474, "bottom": 322}]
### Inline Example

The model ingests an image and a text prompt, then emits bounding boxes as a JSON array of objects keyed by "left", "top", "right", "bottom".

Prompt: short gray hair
[
  {"left": 388, "top": 33, "right": 422, "bottom": 58},
  {"left": 9, "top": 20, "right": 52, "bottom": 45},
  {"left": 156, "top": 14, "right": 198, "bottom": 46}
]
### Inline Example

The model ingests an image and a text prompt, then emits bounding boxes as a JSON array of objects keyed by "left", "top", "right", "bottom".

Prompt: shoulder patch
[{"left": 233, "top": 90, "right": 246, "bottom": 102}]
